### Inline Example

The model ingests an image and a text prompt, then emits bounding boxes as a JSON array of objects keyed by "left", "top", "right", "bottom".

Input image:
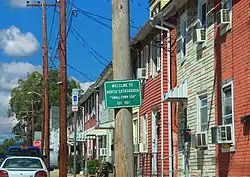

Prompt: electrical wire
[
  {"left": 67, "top": 64, "right": 96, "bottom": 81},
  {"left": 70, "top": 27, "right": 109, "bottom": 67},
  {"left": 71, "top": 25, "right": 110, "bottom": 63},
  {"left": 74, "top": 7, "right": 140, "bottom": 30},
  {"left": 48, "top": 4, "right": 57, "bottom": 45}
]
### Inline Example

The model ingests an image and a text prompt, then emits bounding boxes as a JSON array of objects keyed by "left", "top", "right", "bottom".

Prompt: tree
[
  {"left": 8, "top": 69, "right": 82, "bottom": 137},
  {"left": 0, "top": 138, "right": 23, "bottom": 155}
]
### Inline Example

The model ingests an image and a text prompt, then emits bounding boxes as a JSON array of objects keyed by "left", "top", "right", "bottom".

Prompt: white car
[{"left": 0, "top": 156, "right": 52, "bottom": 177}]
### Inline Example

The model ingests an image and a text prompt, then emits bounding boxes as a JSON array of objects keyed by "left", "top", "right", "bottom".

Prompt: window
[
  {"left": 197, "top": 0, "right": 207, "bottom": 27},
  {"left": 222, "top": 0, "right": 232, "bottom": 10},
  {"left": 180, "top": 12, "right": 188, "bottom": 63},
  {"left": 141, "top": 46, "right": 149, "bottom": 79},
  {"left": 133, "top": 119, "right": 138, "bottom": 144},
  {"left": 150, "top": 35, "right": 161, "bottom": 76},
  {"left": 143, "top": 114, "right": 148, "bottom": 151},
  {"left": 140, "top": 114, "right": 148, "bottom": 152},
  {"left": 88, "top": 100, "right": 91, "bottom": 121},
  {"left": 222, "top": 83, "right": 233, "bottom": 125},
  {"left": 151, "top": 2, "right": 161, "bottom": 18},
  {"left": 3, "top": 158, "right": 43, "bottom": 169},
  {"left": 197, "top": 94, "right": 208, "bottom": 132}
]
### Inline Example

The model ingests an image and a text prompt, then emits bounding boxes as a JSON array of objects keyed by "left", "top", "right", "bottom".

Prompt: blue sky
[{"left": 0, "top": 0, "right": 149, "bottom": 143}]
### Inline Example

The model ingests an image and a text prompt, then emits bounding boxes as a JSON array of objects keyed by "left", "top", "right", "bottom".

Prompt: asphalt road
[{"left": 50, "top": 169, "right": 83, "bottom": 177}]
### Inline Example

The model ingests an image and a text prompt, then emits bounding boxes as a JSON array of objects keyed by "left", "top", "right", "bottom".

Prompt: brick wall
[{"left": 214, "top": 0, "right": 250, "bottom": 176}]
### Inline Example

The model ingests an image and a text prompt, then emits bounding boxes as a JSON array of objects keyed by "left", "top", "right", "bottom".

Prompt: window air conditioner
[
  {"left": 133, "top": 143, "right": 139, "bottom": 153},
  {"left": 216, "top": 9, "right": 230, "bottom": 27},
  {"left": 136, "top": 68, "right": 147, "bottom": 80},
  {"left": 193, "top": 29, "right": 206, "bottom": 43},
  {"left": 211, "top": 124, "right": 233, "bottom": 144},
  {"left": 139, "top": 143, "right": 147, "bottom": 152},
  {"left": 191, "top": 132, "right": 207, "bottom": 148},
  {"left": 99, "top": 148, "right": 108, "bottom": 156}
]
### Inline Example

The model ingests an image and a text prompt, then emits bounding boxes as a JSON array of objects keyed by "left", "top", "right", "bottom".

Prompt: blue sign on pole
[{"left": 73, "top": 95, "right": 78, "bottom": 102}]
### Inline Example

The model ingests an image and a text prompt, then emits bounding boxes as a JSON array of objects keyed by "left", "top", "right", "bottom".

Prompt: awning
[{"left": 164, "top": 79, "right": 188, "bottom": 102}]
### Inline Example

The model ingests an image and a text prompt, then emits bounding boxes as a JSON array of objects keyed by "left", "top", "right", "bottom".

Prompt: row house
[
  {"left": 94, "top": 63, "right": 115, "bottom": 164},
  {"left": 67, "top": 63, "right": 115, "bottom": 172},
  {"left": 130, "top": 0, "right": 172, "bottom": 176},
  {"left": 213, "top": 0, "right": 250, "bottom": 176},
  {"left": 131, "top": 0, "right": 249, "bottom": 177},
  {"left": 161, "top": 0, "right": 249, "bottom": 177}
]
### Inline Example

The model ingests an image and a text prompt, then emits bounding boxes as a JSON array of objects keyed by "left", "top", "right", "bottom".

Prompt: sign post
[
  {"left": 104, "top": 80, "right": 142, "bottom": 109},
  {"left": 72, "top": 89, "right": 79, "bottom": 177}
]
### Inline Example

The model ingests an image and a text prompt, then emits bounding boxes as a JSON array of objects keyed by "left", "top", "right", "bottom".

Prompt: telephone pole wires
[
  {"left": 59, "top": 0, "right": 68, "bottom": 176},
  {"left": 112, "top": 0, "right": 134, "bottom": 176}
]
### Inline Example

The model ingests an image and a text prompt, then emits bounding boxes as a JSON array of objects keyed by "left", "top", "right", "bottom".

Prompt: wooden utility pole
[
  {"left": 26, "top": 112, "right": 31, "bottom": 146},
  {"left": 112, "top": 0, "right": 134, "bottom": 176},
  {"left": 26, "top": 0, "right": 58, "bottom": 168},
  {"left": 59, "top": 0, "right": 67, "bottom": 176},
  {"left": 42, "top": 0, "right": 50, "bottom": 168},
  {"left": 31, "top": 101, "right": 35, "bottom": 144}
]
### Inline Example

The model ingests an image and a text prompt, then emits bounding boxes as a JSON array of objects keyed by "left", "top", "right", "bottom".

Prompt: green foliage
[
  {"left": 8, "top": 69, "right": 83, "bottom": 138},
  {"left": 101, "top": 162, "right": 113, "bottom": 173},
  {"left": 0, "top": 138, "right": 23, "bottom": 155},
  {"left": 87, "top": 159, "right": 101, "bottom": 174}
]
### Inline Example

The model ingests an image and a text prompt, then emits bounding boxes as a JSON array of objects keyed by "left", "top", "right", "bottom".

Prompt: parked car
[
  {"left": 5, "top": 146, "right": 43, "bottom": 159},
  {"left": 0, "top": 156, "right": 53, "bottom": 177}
]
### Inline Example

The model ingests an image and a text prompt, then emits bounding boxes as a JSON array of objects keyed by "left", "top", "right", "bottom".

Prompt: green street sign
[{"left": 104, "top": 80, "right": 142, "bottom": 109}]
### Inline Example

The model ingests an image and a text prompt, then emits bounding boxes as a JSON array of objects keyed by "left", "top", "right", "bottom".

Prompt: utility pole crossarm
[{"left": 26, "top": 3, "right": 59, "bottom": 7}]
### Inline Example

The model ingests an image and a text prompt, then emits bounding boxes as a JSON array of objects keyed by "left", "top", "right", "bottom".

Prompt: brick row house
[
  {"left": 67, "top": 0, "right": 249, "bottom": 176},
  {"left": 131, "top": 0, "right": 249, "bottom": 176}
]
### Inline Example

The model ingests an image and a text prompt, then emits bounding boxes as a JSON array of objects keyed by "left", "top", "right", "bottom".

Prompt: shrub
[{"left": 87, "top": 159, "right": 101, "bottom": 174}]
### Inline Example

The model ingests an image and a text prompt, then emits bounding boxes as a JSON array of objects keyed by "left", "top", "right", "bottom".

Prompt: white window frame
[
  {"left": 197, "top": 93, "right": 208, "bottom": 132},
  {"left": 143, "top": 114, "right": 148, "bottom": 152},
  {"left": 144, "top": 45, "right": 149, "bottom": 79},
  {"left": 150, "top": 35, "right": 161, "bottom": 77},
  {"left": 180, "top": 11, "right": 188, "bottom": 64},
  {"left": 221, "top": 80, "right": 236, "bottom": 151},
  {"left": 220, "top": 0, "right": 233, "bottom": 34},
  {"left": 197, "top": 0, "right": 207, "bottom": 28},
  {"left": 133, "top": 118, "right": 139, "bottom": 145},
  {"left": 222, "top": 81, "right": 234, "bottom": 125},
  {"left": 88, "top": 100, "right": 91, "bottom": 121}
]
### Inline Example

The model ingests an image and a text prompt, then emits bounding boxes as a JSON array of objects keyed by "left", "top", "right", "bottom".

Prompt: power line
[
  {"left": 67, "top": 64, "right": 96, "bottom": 81},
  {"left": 130, "top": 0, "right": 150, "bottom": 12},
  {"left": 48, "top": 4, "right": 57, "bottom": 45},
  {"left": 73, "top": 7, "right": 140, "bottom": 30},
  {"left": 70, "top": 27, "right": 108, "bottom": 67},
  {"left": 71, "top": 26, "right": 110, "bottom": 63}
]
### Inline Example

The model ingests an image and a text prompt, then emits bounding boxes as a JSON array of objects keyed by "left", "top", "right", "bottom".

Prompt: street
[{"left": 50, "top": 169, "right": 83, "bottom": 177}]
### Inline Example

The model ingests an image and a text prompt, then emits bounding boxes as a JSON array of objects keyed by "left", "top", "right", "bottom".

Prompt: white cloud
[
  {"left": 70, "top": 76, "right": 95, "bottom": 92},
  {"left": 10, "top": 0, "right": 28, "bottom": 7},
  {"left": 0, "top": 26, "right": 39, "bottom": 57},
  {"left": 0, "top": 62, "right": 41, "bottom": 140},
  {"left": 0, "top": 62, "right": 41, "bottom": 92},
  {"left": 80, "top": 82, "right": 95, "bottom": 92}
]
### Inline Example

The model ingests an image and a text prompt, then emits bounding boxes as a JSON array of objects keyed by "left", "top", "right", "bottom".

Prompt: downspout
[
  {"left": 152, "top": 20, "right": 173, "bottom": 177},
  {"left": 160, "top": 18, "right": 165, "bottom": 177}
]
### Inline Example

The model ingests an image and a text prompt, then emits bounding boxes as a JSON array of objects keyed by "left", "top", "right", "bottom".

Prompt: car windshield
[
  {"left": 8, "top": 148, "right": 40, "bottom": 157},
  {"left": 3, "top": 158, "right": 43, "bottom": 169}
]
